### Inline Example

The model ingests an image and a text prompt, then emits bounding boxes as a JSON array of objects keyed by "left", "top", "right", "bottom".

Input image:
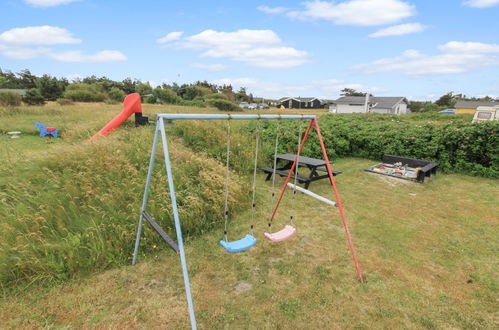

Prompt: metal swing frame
[{"left": 131, "top": 113, "right": 363, "bottom": 330}]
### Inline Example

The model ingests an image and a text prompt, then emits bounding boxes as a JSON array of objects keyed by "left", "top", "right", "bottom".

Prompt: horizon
[{"left": 1, "top": 0, "right": 498, "bottom": 101}]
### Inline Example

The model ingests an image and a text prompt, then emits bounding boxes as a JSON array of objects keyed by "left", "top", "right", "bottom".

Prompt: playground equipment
[
  {"left": 131, "top": 113, "right": 364, "bottom": 330},
  {"left": 219, "top": 119, "right": 258, "bottom": 253},
  {"left": 91, "top": 93, "right": 149, "bottom": 139},
  {"left": 34, "top": 122, "right": 58, "bottom": 138}
]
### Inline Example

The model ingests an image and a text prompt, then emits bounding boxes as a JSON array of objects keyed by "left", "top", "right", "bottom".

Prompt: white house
[{"left": 330, "top": 95, "right": 409, "bottom": 115}]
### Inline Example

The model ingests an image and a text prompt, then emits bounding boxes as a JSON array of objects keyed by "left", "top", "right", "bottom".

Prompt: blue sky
[{"left": 1, "top": 0, "right": 498, "bottom": 100}]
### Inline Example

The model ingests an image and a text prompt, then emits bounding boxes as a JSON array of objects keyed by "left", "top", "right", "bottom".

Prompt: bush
[
  {"left": 56, "top": 98, "right": 73, "bottom": 106},
  {"left": 208, "top": 99, "right": 241, "bottom": 111},
  {"left": 0, "top": 91, "right": 22, "bottom": 107},
  {"left": 152, "top": 87, "right": 181, "bottom": 104},
  {"left": 245, "top": 113, "right": 499, "bottom": 178},
  {"left": 107, "top": 87, "right": 126, "bottom": 103},
  {"left": 22, "top": 88, "right": 46, "bottom": 105},
  {"left": 182, "top": 85, "right": 212, "bottom": 100},
  {"left": 179, "top": 99, "right": 206, "bottom": 107},
  {"left": 63, "top": 83, "right": 107, "bottom": 102},
  {"left": 205, "top": 93, "right": 228, "bottom": 101}
]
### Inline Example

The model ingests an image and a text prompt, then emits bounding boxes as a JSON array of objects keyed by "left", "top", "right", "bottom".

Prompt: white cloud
[
  {"left": 48, "top": 50, "right": 127, "bottom": 63},
  {"left": 210, "top": 77, "right": 385, "bottom": 99},
  {"left": 438, "top": 41, "right": 499, "bottom": 53},
  {"left": 369, "top": 23, "right": 427, "bottom": 38},
  {"left": 24, "top": 0, "right": 80, "bottom": 7},
  {"left": 286, "top": 0, "right": 415, "bottom": 26},
  {"left": 166, "top": 29, "right": 309, "bottom": 68},
  {"left": 354, "top": 42, "right": 499, "bottom": 75},
  {"left": 462, "top": 0, "right": 499, "bottom": 8},
  {"left": 191, "top": 63, "right": 226, "bottom": 71},
  {"left": 0, "top": 25, "right": 126, "bottom": 63},
  {"left": 156, "top": 31, "right": 184, "bottom": 44},
  {"left": 0, "top": 26, "right": 80, "bottom": 46},
  {"left": 257, "top": 5, "right": 289, "bottom": 14}
]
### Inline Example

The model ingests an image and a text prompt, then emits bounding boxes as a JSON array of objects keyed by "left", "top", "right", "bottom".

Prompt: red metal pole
[
  {"left": 268, "top": 119, "right": 314, "bottom": 224},
  {"left": 312, "top": 119, "right": 364, "bottom": 283}
]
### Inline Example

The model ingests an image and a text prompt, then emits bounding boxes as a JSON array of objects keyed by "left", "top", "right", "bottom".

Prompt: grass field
[{"left": 0, "top": 103, "right": 497, "bottom": 329}]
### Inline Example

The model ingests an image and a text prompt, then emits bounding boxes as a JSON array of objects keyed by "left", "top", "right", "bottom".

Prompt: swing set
[{"left": 132, "top": 113, "right": 363, "bottom": 330}]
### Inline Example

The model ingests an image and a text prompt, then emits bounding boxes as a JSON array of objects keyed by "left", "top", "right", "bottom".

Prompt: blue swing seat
[{"left": 220, "top": 234, "right": 257, "bottom": 253}]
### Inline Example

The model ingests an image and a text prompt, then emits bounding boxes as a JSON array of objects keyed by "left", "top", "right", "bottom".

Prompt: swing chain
[
  {"left": 222, "top": 119, "right": 231, "bottom": 242},
  {"left": 290, "top": 121, "right": 304, "bottom": 227},
  {"left": 268, "top": 119, "right": 281, "bottom": 228},
  {"left": 250, "top": 119, "right": 261, "bottom": 235}
]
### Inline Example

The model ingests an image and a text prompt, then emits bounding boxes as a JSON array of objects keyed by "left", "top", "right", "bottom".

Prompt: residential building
[
  {"left": 279, "top": 97, "right": 323, "bottom": 109},
  {"left": 331, "top": 95, "right": 409, "bottom": 115},
  {"left": 455, "top": 100, "right": 498, "bottom": 114}
]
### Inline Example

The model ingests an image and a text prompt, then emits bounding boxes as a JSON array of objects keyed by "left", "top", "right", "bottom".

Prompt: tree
[
  {"left": 135, "top": 82, "right": 153, "bottom": 96},
  {"left": 36, "top": 74, "right": 65, "bottom": 101},
  {"left": 340, "top": 88, "right": 366, "bottom": 96},
  {"left": 122, "top": 78, "right": 137, "bottom": 94},
  {"left": 435, "top": 92, "right": 457, "bottom": 108},
  {"left": 107, "top": 87, "right": 126, "bottom": 103},
  {"left": 23, "top": 88, "right": 46, "bottom": 105}
]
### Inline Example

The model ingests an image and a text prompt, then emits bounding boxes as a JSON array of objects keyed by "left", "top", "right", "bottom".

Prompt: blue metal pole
[
  {"left": 158, "top": 118, "right": 197, "bottom": 330},
  {"left": 156, "top": 114, "right": 316, "bottom": 120},
  {"left": 132, "top": 122, "right": 160, "bottom": 265}
]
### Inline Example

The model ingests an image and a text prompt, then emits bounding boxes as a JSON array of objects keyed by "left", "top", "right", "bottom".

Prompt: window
[{"left": 477, "top": 112, "right": 492, "bottom": 119}]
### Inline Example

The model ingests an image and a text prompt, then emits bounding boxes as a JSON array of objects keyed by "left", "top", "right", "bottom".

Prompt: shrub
[
  {"left": 244, "top": 114, "right": 499, "bottom": 178},
  {"left": 152, "top": 87, "right": 181, "bottom": 104},
  {"left": 22, "top": 88, "right": 46, "bottom": 105},
  {"left": 205, "top": 93, "right": 228, "bottom": 101},
  {"left": 182, "top": 85, "right": 212, "bottom": 100},
  {"left": 107, "top": 87, "right": 126, "bottom": 103},
  {"left": 179, "top": 99, "right": 206, "bottom": 107},
  {"left": 144, "top": 95, "right": 157, "bottom": 104},
  {"left": 63, "top": 83, "right": 107, "bottom": 102},
  {"left": 56, "top": 98, "right": 73, "bottom": 106},
  {"left": 208, "top": 99, "right": 241, "bottom": 111},
  {"left": 0, "top": 91, "right": 22, "bottom": 107}
]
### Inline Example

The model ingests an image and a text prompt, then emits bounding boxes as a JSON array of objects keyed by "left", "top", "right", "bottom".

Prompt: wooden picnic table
[{"left": 261, "top": 153, "right": 341, "bottom": 189}]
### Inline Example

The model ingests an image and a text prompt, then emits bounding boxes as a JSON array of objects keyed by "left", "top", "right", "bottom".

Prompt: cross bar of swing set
[{"left": 155, "top": 113, "right": 316, "bottom": 120}]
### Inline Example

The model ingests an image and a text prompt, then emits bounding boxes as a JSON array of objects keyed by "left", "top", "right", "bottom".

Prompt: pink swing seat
[{"left": 264, "top": 225, "right": 296, "bottom": 242}]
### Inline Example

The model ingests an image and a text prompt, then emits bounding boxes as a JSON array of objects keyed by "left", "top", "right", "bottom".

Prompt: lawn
[{"left": 0, "top": 103, "right": 497, "bottom": 329}]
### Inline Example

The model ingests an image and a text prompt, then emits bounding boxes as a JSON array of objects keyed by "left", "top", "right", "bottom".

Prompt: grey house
[
  {"left": 279, "top": 97, "right": 323, "bottom": 109},
  {"left": 331, "top": 95, "right": 409, "bottom": 115}
]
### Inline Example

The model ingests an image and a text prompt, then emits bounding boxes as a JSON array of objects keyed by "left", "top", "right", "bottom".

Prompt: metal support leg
[
  {"left": 159, "top": 118, "right": 197, "bottom": 330},
  {"left": 132, "top": 123, "right": 160, "bottom": 265}
]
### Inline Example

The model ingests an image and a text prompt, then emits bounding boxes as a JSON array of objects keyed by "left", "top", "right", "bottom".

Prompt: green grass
[{"left": 0, "top": 103, "right": 497, "bottom": 328}]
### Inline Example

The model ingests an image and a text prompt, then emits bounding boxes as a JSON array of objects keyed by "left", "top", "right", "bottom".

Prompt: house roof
[
  {"left": 333, "top": 96, "right": 407, "bottom": 109},
  {"left": 455, "top": 100, "right": 497, "bottom": 108},
  {"left": 279, "top": 97, "right": 320, "bottom": 103}
]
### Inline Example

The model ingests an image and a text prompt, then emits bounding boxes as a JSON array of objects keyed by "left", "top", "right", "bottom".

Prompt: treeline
[
  {"left": 409, "top": 92, "right": 498, "bottom": 112},
  {"left": 0, "top": 68, "right": 257, "bottom": 111}
]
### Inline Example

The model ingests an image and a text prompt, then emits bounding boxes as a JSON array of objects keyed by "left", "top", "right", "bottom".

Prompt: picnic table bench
[{"left": 261, "top": 153, "right": 341, "bottom": 189}]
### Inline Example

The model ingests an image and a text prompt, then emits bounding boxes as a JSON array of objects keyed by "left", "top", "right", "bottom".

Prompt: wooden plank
[{"left": 143, "top": 211, "right": 179, "bottom": 253}]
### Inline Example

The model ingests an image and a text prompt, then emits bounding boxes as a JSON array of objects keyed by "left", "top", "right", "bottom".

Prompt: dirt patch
[{"left": 233, "top": 281, "right": 252, "bottom": 295}]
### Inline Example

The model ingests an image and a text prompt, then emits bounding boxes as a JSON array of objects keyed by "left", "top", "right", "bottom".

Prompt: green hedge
[{"left": 244, "top": 114, "right": 498, "bottom": 178}]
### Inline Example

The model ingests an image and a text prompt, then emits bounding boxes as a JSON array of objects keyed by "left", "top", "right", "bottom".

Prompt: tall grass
[{"left": 0, "top": 124, "right": 249, "bottom": 287}]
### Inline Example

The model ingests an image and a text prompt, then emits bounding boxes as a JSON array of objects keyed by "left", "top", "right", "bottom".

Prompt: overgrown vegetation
[
  {"left": 0, "top": 91, "right": 22, "bottom": 107},
  {"left": 0, "top": 68, "right": 244, "bottom": 110},
  {"left": 0, "top": 104, "right": 251, "bottom": 287},
  {"left": 243, "top": 113, "right": 499, "bottom": 178}
]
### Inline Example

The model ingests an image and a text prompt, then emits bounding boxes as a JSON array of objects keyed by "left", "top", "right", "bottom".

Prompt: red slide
[{"left": 91, "top": 93, "right": 143, "bottom": 140}]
